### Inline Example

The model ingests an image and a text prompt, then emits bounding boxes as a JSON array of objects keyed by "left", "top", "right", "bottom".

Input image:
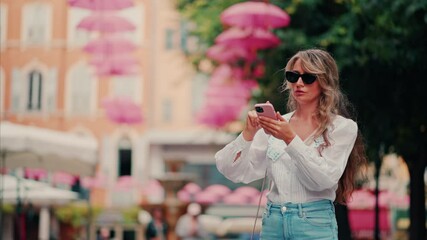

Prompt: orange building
[{"left": 0, "top": 0, "right": 233, "bottom": 239}]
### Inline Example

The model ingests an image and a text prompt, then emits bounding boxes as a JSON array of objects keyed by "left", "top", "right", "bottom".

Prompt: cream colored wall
[{"left": 150, "top": 0, "right": 196, "bottom": 129}]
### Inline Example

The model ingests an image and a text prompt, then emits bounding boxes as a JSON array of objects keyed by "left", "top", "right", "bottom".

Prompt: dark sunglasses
[{"left": 285, "top": 71, "right": 317, "bottom": 84}]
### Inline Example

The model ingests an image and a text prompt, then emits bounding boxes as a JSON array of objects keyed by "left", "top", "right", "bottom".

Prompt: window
[
  {"left": 22, "top": 3, "right": 51, "bottom": 44},
  {"left": 162, "top": 99, "right": 173, "bottom": 122},
  {"left": 67, "top": 8, "right": 93, "bottom": 47},
  {"left": 191, "top": 73, "right": 209, "bottom": 115},
  {"left": 118, "top": 138, "right": 132, "bottom": 177},
  {"left": 27, "top": 70, "right": 43, "bottom": 111},
  {"left": 118, "top": 3, "right": 145, "bottom": 43},
  {"left": 165, "top": 29, "right": 175, "bottom": 50},
  {"left": 0, "top": 4, "right": 7, "bottom": 48},
  {"left": 67, "top": 63, "right": 96, "bottom": 115}
]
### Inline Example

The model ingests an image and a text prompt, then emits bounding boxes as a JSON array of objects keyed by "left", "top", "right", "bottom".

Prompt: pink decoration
[
  {"left": 222, "top": 193, "right": 250, "bottom": 205},
  {"left": 216, "top": 27, "right": 280, "bottom": 50},
  {"left": 220, "top": 2, "right": 290, "bottom": 29},
  {"left": 194, "top": 191, "right": 221, "bottom": 204},
  {"left": 52, "top": 172, "right": 76, "bottom": 186},
  {"left": 24, "top": 168, "right": 48, "bottom": 180},
  {"left": 83, "top": 37, "right": 137, "bottom": 55},
  {"left": 234, "top": 186, "right": 260, "bottom": 198},
  {"left": 204, "top": 184, "right": 232, "bottom": 197},
  {"left": 183, "top": 182, "right": 202, "bottom": 194},
  {"left": 68, "top": 0, "right": 134, "bottom": 10},
  {"left": 206, "top": 44, "right": 255, "bottom": 63},
  {"left": 77, "top": 13, "right": 136, "bottom": 33},
  {"left": 102, "top": 97, "right": 143, "bottom": 124}
]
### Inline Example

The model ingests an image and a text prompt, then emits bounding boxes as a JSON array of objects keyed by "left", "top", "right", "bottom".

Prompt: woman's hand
[
  {"left": 242, "top": 110, "right": 261, "bottom": 141},
  {"left": 259, "top": 112, "right": 296, "bottom": 144}
]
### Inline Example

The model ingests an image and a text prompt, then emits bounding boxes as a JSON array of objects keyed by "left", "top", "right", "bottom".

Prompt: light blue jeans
[{"left": 260, "top": 199, "right": 338, "bottom": 239}]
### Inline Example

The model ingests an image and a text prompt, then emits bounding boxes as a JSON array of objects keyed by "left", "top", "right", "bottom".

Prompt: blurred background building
[{"left": 0, "top": 0, "right": 234, "bottom": 239}]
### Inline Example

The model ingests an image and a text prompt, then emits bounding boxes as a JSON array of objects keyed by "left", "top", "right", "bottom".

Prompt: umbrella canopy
[
  {"left": 220, "top": 1, "right": 290, "bottom": 29},
  {"left": 0, "top": 122, "right": 98, "bottom": 176},
  {"left": 1, "top": 175, "right": 78, "bottom": 205},
  {"left": 83, "top": 37, "right": 137, "bottom": 55},
  {"left": 206, "top": 44, "right": 256, "bottom": 63},
  {"left": 215, "top": 27, "right": 280, "bottom": 50},
  {"left": 102, "top": 97, "right": 143, "bottom": 124},
  {"left": 77, "top": 13, "right": 136, "bottom": 33},
  {"left": 68, "top": 0, "right": 134, "bottom": 10}
]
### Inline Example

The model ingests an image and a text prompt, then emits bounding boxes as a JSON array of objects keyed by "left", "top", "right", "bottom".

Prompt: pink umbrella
[
  {"left": 234, "top": 186, "right": 260, "bottom": 198},
  {"left": 220, "top": 2, "right": 290, "bottom": 29},
  {"left": 96, "top": 63, "right": 139, "bottom": 76},
  {"left": 216, "top": 27, "right": 280, "bottom": 50},
  {"left": 222, "top": 193, "right": 250, "bottom": 205},
  {"left": 52, "top": 172, "right": 76, "bottom": 186},
  {"left": 194, "top": 191, "right": 222, "bottom": 204},
  {"left": 91, "top": 54, "right": 139, "bottom": 76},
  {"left": 183, "top": 182, "right": 202, "bottom": 194},
  {"left": 83, "top": 37, "right": 137, "bottom": 55},
  {"left": 102, "top": 97, "right": 143, "bottom": 124},
  {"left": 206, "top": 44, "right": 255, "bottom": 63},
  {"left": 204, "top": 184, "right": 232, "bottom": 196},
  {"left": 68, "top": 0, "right": 134, "bottom": 10},
  {"left": 77, "top": 13, "right": 136, "bottom": 33},
  {"left": 24, "top": 168, "right": 48, "bottom": 180}
]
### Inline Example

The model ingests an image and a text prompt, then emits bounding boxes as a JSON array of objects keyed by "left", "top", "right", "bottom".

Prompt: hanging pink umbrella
[
  {"left": 83, "top": 37, "right": 137, "bottom": 55},
  {"left": 90, "top": 54, "right": 139, "bottom": 66},
  {"left": 90, "top": 54, "right": 139, "bottom": 76},
  {"left": 24, "top": 168, "right": 48, "bottom": 180},
  {"left": 68, "top": 0, "right": 134, "bottom": 10},
  {"left": 221, "top": 2, "right": 290, "bottom": 29},
  {"left": 216, "top": 27, "right": 280, "bottom": 50},
  {"left": 77, "top": 13, "right": 136, "bottom": 33},
  {"left": 102, "top": 97, "right": 143, "bottom": 124},
  {"left": 206, "top": 44, "right": 255, "bottom": 63}
]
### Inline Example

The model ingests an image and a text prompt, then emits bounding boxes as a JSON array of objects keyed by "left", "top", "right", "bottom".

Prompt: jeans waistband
[{"left": 266, "top": 199, "right": 334, "bottom": 215}]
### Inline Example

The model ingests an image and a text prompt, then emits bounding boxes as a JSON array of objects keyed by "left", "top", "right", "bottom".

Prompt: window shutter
[
  {"left": 11, "top": 68, "right": 24, "bottom": 112},
  {"left": 45, "top": 68, "right": 57, "bottom": 113}
]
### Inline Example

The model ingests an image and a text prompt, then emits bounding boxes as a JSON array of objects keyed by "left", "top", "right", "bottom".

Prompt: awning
[
  {"left": 1, "top": 175, "right": 78, "bottom": 205},
  {"left": 0, "top": 121, "right": 98, "bottom": 176}
]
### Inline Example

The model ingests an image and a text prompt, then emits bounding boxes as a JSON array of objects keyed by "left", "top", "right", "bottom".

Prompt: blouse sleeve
[
  {"left": 215, "top": 130, "right": 269, "bottom": 184},
  {"left": 285, "top": 117, "right": 358, "bottom": 191}
]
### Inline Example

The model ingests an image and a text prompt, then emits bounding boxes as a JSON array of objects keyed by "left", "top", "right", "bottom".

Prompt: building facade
[{"left": 0, "top": 1, "right": 233, "bottom": 238}]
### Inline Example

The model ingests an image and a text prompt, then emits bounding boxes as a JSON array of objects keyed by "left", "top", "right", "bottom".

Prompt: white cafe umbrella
[
  {"left": 1, "top": 175, "right": 78, "bottom": 205},
  {"left": 0, "top": 122, "right": 98, "bottom": 176}
]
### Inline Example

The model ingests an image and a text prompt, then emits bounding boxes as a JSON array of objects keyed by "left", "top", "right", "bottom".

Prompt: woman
[{"left": 215, "top": 49, "right": 367, "bottom": 239}]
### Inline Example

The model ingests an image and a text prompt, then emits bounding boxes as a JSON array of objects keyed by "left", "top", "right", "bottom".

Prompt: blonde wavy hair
[{"left": 283, "top": 49, "right": 367, "bottom": 204}]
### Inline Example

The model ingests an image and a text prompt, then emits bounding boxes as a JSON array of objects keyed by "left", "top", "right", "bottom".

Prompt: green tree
[{"left": 177, "top": 0, "right": 427, "bottom": 239}]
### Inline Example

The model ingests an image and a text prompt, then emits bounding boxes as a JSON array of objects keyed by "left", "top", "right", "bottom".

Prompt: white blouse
[{"left": 215, "top": 111, "right": 358, "bottom": 203}]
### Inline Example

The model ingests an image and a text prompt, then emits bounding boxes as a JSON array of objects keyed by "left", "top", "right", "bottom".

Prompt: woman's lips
[{"left": 295, "top": 90, "right": 305, "bottom": 95}]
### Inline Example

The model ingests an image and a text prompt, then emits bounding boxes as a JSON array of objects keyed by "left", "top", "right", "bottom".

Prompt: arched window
[
  {"left": 117, "top": 138, "right": 132, "bottom": 177},
  {"left": 27, "top": 70, "right": 43, "bottom": 110}
]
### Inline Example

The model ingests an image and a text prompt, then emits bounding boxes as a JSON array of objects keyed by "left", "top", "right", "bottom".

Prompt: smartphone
[{"left": 255, "top": 102, "right": 277, "bottom": 120}]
